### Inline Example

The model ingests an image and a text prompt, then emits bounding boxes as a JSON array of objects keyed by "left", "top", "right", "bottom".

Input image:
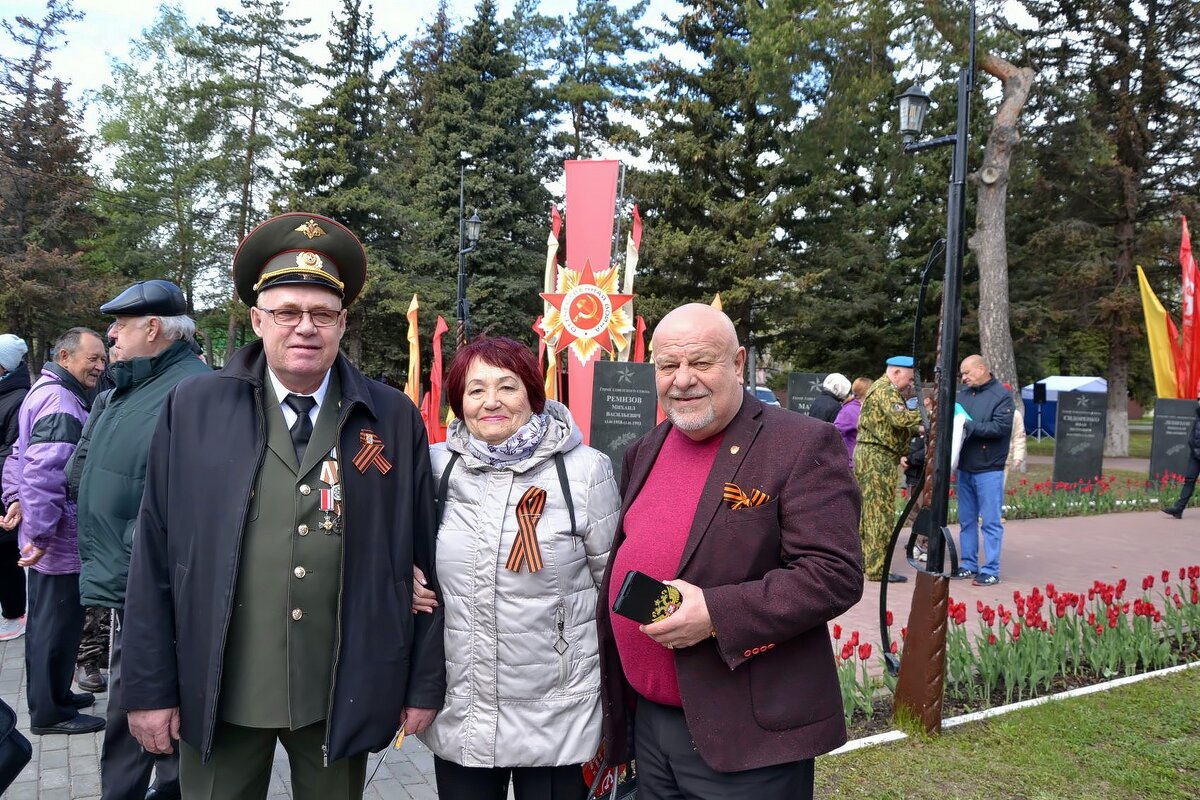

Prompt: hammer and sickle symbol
[{"left": 573, "top": 294, "right": 601, "bottom": 324}]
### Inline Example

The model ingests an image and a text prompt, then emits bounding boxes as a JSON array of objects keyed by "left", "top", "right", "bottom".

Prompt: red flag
[
  {"left": 424, "top": 316, "right": 450, "bottom": 444},
  {"left": 533, "top": 316, "right": 546, "bottom": 378},
  {"left": 633, "top": 316, "right": 647, "bottom": 363},
  {"left": 1181, "top": 217, "right": 1200, "bottom": 397}
]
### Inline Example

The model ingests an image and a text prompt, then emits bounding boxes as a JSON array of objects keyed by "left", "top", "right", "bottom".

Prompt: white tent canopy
[{"left": 1020, "top": 376, "right": 1107, "bottom": 402}]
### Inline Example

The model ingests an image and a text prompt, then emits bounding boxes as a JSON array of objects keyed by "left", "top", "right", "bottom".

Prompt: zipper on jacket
[
  {"left": 323, "top": 405, "right": 356, "bottom": 766},
  {"left": 204, "top": 385, "right": 268, "bottom": 762},
  {"left": 554, "top": 604, "right": 569, "bottom": 688}
]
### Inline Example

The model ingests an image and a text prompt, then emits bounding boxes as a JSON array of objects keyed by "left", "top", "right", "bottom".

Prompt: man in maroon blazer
[{"left": 598, "top": 304, "right": 863, "bottom": 799}]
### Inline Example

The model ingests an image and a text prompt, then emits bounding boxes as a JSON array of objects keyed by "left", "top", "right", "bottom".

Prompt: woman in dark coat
[{"left": 0, "top": 334, "right": 30, "bottom": 641}]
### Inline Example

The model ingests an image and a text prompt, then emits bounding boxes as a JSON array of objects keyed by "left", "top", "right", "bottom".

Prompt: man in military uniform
[
  {"left": 853, "top": 356, "right": 921, "bottom": 583},
  {"left": 121, "top": 214, "right": 445, "bottom": 800}
]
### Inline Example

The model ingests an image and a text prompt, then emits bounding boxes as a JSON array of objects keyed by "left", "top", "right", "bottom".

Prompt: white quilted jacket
[{"left": 419, "top": 400, "right": 619, "bottom": 767}]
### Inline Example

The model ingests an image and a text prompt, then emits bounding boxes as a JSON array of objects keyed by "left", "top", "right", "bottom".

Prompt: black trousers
[
  {"left": 102, "top": 609, "right": 179, "bottom": 800},
  {"left": 433, "top": 756, "right": 589, "bottom": 800},
  {"left": 1175, "top": 453, "right": 1199, "bottom": 509},
  {"left": 633, "top": 697, "right": 814, "bottom": 800},
  {"left": 25, "top": 570, "right": 84, "bottom": 727},
  {"left": 0, "top": 538, "right": 24, "bottom": 619}
]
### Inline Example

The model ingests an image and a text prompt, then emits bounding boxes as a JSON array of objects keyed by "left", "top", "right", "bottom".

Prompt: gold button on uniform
[
  {"left": 294, "top": 566, "right": 307, "bottom": 579},
  {"left": 297, "top": 524, "right": 309, "bottom": 536},
  {"left": 299, "top": 484, "right": 312, "bottom": 496},
  {"left": 291, "top": 608, "right": 303, "bottom": 621}
]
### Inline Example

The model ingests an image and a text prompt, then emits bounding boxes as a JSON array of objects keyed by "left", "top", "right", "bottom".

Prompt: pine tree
[{"left": 0, "top": 0, "right": 106, "bottom": 354}]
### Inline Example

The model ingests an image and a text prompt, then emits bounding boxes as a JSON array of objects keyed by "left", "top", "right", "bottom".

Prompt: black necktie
[{"left": 284, "top": 394, "right": 317, "bottom": 464}]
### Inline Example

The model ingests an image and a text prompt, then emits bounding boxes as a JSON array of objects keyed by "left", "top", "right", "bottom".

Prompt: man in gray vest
[
  {"left": 121, "top": 213, "right": 445, "bottom": 800},
  {"left": 76, "top": 279, "right": 207, "bottom": 800}
]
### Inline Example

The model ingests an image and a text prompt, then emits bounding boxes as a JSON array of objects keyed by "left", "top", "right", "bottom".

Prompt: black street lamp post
[
  {"left": 888, "top": 0, "right": 976, "bottom": 736},
  {"left": 456, "top": 159, "right": 482, "bottom": 349}
]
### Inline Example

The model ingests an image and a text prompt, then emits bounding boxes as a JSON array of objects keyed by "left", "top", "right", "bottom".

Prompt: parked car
[{"left": 749, "top": 386, "right": 781, "bottom": 407}]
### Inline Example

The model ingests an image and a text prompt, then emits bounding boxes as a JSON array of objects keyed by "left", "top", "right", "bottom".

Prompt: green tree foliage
[
  {"left": 551, "top": 0, "right": 649, "bottom": 158},
  {"left": 92, "top": 6, "right": 229, "bottom": 312},
  {"left": 0, "top": 0, "right": 106, "bottom": 354},
  {"left": 1014, "top": 0, "right": 1200, "bottom": 451}
]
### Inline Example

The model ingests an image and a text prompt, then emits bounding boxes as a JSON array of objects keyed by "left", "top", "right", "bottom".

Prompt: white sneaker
[{"left": 0, "top": 615, "right": 26, "bottom": 641}]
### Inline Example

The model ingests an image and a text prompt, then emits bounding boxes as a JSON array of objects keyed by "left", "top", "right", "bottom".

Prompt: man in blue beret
[
  {"left": 76, "top": 279, "right": 207, "bottom": 800},
  {"left": 853, "top": 356, "right": 921, "bottom": 582}
]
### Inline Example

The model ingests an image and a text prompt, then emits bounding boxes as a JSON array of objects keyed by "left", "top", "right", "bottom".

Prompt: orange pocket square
[{"left": 723, "top": 482, "right": 771, "bottom": 510}]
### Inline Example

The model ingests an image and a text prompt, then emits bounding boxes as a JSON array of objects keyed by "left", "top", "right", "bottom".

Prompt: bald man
[
  {"left": 597, "top": 304, "right": 863, "bottom": 800},
  {"left": 951, "top": 355, "right": 1014, "bottom": 587}
]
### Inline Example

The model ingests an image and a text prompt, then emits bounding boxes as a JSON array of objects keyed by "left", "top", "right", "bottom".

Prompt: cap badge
[
  {"left": 295, "top": 219, "right": 327, "bottom": 239},
  {"left": 297, "top": 251, "right": 324, "bottom": 269}
]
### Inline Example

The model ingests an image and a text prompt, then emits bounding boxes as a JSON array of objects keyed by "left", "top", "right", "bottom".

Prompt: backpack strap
[
  {"left": 435, "top": 452, "right": 461, "bottom": 529},
  {"left": 554, "top": 452, "right": 577, "bottom": 539}
]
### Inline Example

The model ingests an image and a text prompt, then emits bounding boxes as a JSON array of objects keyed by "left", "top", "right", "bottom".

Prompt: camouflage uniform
[
  {"left": 853, "top": 376, "right": 921, "bottom": 580},
  {"left": 77, "top": 606, "right": 110, "bottom": 671}
]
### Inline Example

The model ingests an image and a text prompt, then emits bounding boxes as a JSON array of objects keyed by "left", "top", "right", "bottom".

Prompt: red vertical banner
[
  {"left": 424, "top": 315, "right": 449, "bottom": 444},
  {"left": 554, "top": 160, "right": 622, "bottom": 443},
  {"left": 1181, "top": 217, "right": 1199, "bottom": 397}
]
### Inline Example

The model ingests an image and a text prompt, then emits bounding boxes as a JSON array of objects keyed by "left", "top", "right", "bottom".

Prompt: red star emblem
[{"left": 540, "top": 260, "right": 633, "bottom": 356}]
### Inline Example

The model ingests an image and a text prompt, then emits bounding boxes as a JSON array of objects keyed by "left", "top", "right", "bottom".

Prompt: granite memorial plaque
[
  {"left": 1149, "top": 398, "right": 1197, "bottom": 481},
  {"left": 1051, "top": 391, "right": 1107, "bottom": 486},
  {"left": 787, "top": 372, "right": 826, "bottom": 415},
  {"left": 591, "top": 361, "right": 658, "bottom": 482}
]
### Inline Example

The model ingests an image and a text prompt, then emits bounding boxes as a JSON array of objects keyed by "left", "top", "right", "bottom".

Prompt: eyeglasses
[{"left": 257, "top": 307, "right": 342, "bottom": 328}]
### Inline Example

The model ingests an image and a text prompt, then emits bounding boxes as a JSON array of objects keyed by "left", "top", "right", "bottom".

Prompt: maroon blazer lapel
[{"left": 676, "top": 397, "right": 764, "bottom": 575}]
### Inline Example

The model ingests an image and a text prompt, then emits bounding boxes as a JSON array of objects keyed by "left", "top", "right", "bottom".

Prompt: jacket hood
[
  {"left": 0, "top": 362, "right": 30, "bottom": 396},
  {"left": 110, "top": 340, "right": 197, "bottom": 392},
  {"left": 445, "top": 399, "right": 582, "bottom": 473}
]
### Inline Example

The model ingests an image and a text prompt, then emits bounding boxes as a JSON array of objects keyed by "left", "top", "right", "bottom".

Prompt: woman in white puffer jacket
[{"left": 414, "top": 336, "right": 619, "bottom": 800}]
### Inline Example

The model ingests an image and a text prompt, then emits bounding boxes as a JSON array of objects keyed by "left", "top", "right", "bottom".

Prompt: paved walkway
[{"left": 1, "top": 508, "right": 1195, "bottom": 798}]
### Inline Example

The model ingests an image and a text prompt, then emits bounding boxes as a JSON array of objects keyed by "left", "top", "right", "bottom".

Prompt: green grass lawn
[
  {"left": 1026, "top": 428, "right": 1152, "bottom": 459},
  {"left": 815, "top": 668, "right": 1200, "bottom": 799}
]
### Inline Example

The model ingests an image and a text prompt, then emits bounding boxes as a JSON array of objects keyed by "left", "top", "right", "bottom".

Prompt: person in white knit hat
[{"left": 0, "top": 333, "right": 29, "bottom": 641}]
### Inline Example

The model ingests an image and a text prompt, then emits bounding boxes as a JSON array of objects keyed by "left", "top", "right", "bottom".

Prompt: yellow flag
[
  {"left": 710, "top": 293, "right": 723, "bottom": 311},
  {"left": 404, "top": 293, "right": 420, "bottom": 405},
  {"left": 1136, "top": 265, "right": 1179, "bottom": 398}
]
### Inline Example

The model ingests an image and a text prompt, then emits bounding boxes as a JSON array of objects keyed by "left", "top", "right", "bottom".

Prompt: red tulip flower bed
[{"left": 833, "top": 565, "right": 1200, "bottom": 735}]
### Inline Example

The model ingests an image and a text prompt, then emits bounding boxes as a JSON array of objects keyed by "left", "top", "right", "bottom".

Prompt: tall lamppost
[
  {"left": 889, "top": 0, "right": 976, "bottom": 736},
  {"left": 455, "top": 157, "right": 482, "bottom": 349}
]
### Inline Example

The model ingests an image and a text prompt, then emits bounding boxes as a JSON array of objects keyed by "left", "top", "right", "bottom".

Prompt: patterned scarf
[{"left": 465, "top": 412, "right": 549, "bottom": 465}]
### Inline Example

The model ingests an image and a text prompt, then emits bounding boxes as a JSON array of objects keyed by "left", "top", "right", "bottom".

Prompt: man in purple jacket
[{"left": 2, "top": 327, "right": 107, "bottom": 734}]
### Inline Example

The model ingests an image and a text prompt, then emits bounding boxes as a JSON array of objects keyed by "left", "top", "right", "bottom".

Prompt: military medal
[
  {"left": 321, "top": 513, "right": 336, "bottom": 533},
  {"left": 320, "top": 459, "right": 338, "bottom": 486}
]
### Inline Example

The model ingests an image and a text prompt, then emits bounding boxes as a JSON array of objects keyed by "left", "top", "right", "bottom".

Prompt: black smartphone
[{"left": 611, "top": 570, "right": 683, "bottom": 625}]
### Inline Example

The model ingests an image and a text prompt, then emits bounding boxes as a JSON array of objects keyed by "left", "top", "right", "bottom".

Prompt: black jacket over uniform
[
  {"left": 122, "top": 341, "right": 445, "bottom": 763},
  {"left": 956, "top": 377, "right": 1014, "bottom": 473},
  {"left": 0, "top": 363, "right": 30, "bottom": 544}
]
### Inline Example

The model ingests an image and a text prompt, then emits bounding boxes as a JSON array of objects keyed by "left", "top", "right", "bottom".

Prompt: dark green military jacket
[
  {"left": 221, "top": 370, "right": 345, "bottom": 729},
  {"left": 856, "top": 376, "right": 921, "bottom": 458}
]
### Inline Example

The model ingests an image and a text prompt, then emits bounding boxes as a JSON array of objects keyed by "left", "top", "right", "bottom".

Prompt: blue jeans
[{"left": 956, "top": 469, "right": 1005, "bottom": 578}]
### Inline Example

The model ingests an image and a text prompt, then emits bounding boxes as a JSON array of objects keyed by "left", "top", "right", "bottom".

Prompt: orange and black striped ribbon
[
  {"left": 352, "top": 430, "right": 393, "bottom": 475},
  {"left": 723, "top": 482, "right": 769, "bottom": 510},
  {"left": 506, "top": 486, "right": 547, "bottom": 573}
]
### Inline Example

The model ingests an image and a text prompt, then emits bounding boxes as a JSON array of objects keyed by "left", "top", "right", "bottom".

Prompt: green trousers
[
  {"left": 179, "top": 720, "right": 367, "bottom": 800},
  {"left": 854, "top": 443, "right": 902, "bottom": 581}
]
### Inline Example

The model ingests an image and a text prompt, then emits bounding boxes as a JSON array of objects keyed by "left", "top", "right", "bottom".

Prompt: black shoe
[
  {"left": 1163, "top": 507, "right": 1184, "bottom": 519},
  {"left": 886, "top": 572, "right": 908, "bottom": 583},
  {"left": 31, "top": 713, "right": 105, "bottom": 735},
  {"left": 973, "top": 574, "right": 1000, "bottom": 587},
  {"left": 70, "top": 691, "right": 95, "bottom": 709},
  {"left": 146, "top": 789, "right": 183, "bottom": 800},
  {"left": 76, "top": 664, "right": 108, "bottom": 693},
  {"left": 951, "top": 567, "right": 975, "bottom": 580}
]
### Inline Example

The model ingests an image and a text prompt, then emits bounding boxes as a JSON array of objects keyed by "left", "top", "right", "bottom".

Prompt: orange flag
[
  {"left": 425, "top": 315, "right": 449, "bottom": 444},
  {"left": 404, "top": 294, "right": 420, "bottom": 405}
]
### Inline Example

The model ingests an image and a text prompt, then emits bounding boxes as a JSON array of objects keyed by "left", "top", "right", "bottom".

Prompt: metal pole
[{"left": 456, "top": 162, "right": 467, "bottom": 349}]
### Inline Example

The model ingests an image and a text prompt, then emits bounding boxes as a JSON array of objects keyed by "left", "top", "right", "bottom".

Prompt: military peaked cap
[
  {"left": 100, "top": 280, "right": 188, "bottom": 316},
  {"left": 233, "top": 213, "right": 367, "bottom": 307}
]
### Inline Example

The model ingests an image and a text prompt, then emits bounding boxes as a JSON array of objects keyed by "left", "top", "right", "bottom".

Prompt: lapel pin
[{"left": 730, "top": 445, "right": 740, "bottom": 455}]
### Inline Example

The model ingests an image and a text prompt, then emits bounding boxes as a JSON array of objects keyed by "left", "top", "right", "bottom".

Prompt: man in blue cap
[
  {"left": 76, "top": 278, "right": 207, "bottom": 800},
  {"left": 853, "top": 356, "right": 921, "bottom": 582}
]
